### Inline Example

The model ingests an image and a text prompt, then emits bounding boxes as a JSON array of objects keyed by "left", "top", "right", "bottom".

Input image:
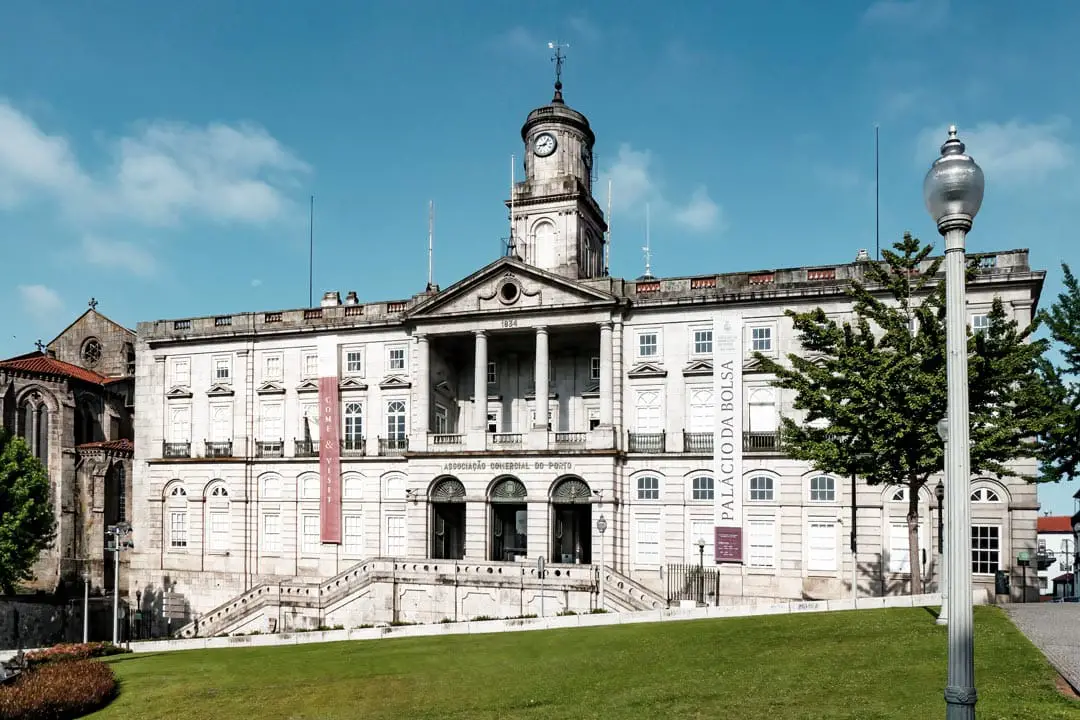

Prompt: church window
[{"left": 81, "top": 337, "right": 102, "bottom": 367}]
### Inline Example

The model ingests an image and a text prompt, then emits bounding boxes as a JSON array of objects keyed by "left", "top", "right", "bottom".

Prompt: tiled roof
[
  {"left": 1038, "top": 516, "right": 1075, "bottom": 533},
  {"left": 0, "top": 352, "right": 109, "bottom": 385},
  {"left": 75, "top": 438, "right": 134, "bottom": 454}
]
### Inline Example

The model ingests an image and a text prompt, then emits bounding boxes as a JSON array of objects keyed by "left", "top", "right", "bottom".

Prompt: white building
[
  {"left": 129, "top": 78, "right": 1045, "bottom": 637},
  {"left": 1036, "top": 516, "right": 1075, "bottom": 599}
]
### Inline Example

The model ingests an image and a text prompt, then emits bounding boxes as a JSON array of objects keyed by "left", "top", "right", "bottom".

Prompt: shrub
[
  {"left": 24, "top": 642, "right": 129, "bottom": 668},
  {"left": 0, "top": 659, "right": 116, "bottom": 720}
]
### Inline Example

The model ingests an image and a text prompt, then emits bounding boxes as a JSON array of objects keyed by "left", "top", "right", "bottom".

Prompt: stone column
[
  {"left": 415, "top": 334, "right": 430, "bottom": 441},
  {"left": 612, "top": 320, "right": 624, "bottom": 448},
  {"left": 473, "top": 331, "right": 487, "bottom": 430},
  {"left": 534, "top": 327, "right": 549, "bottom": 429},
  {"left": 599, "top": 322, "right": 613, "bottom": 426}
]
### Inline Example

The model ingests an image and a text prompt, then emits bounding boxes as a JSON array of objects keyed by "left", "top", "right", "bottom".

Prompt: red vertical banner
[{"left": 319, "top": 376, "right": 342, "bottom": 543}]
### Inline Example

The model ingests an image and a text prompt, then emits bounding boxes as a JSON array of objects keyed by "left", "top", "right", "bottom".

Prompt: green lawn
[{"left": 90, "top": 606, "right": 1076, "bottom": 720}]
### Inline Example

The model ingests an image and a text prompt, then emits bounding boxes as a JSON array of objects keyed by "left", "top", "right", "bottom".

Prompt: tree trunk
[{"left": 907, "top": 478, "right": 923, "bottom": 595}]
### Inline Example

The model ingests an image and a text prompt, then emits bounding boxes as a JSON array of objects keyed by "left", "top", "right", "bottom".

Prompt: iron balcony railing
[
  {"left": 683, "top": 432, "right": 712, "bottom": 453},
  {"left": 256, "top": 440, "right": 283, "bottom": 458},
  {"left": 204, "top": 440, "right": 233, "bottom": 458},
  {"left": 294, "top": 439, "right": 319, "bottom": 458},
  {"left": 379, "top": 437, "right": 409, "bottom": 456},
  {"left": 340, "top": 437, "right": 366, "bottom": 456},
  {"left": 628, "top": 431, "right": 665, "bottom": 453},
  {"left": 162, "top": 441, "right": 190, "bottom": 458},
  {"left": 743, "top": 430, "right": 782, "bottom": 453}
]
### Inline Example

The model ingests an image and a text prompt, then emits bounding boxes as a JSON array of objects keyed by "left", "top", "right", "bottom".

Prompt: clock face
[{"left": 534, "top": 132, "right": 557, "bottom": 157}]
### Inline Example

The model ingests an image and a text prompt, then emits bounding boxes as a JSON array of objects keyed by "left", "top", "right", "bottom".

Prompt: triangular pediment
[
  {"left": 434, "top": 380, "right": 454, "bottom": 397},
  {"left": 406, "top": 257, "right": 617, "bottom": 320},
  {"left": 339, "top": 377, "right": 368, "bottom": 391},
  {"left": 256, "top": 381, "right": 286, "bottom": 395},
  {"left": 582, "top": 381, "right": 600, "bottom": 398},
  {"left": 206, "top": 383, "right": 235, "bottom": 397},
  {"left": 165, "top": 385, "right": 193, "bottom": 399},
  {"left": 296, "top": 379, "right": 319, "bottom": 393},
  {"left": 682, "top": 360, "right": 713, "bottom": 377},
  {"left": 379, "top": 375, "right": 412, "bottom": 389},
  {"left": 628, "top": 362, "right": 668, "bottom": 379}
]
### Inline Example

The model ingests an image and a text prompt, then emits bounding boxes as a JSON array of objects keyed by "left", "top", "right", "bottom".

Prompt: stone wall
[{"left": 0, "top": 595, "right": 118, "bottom": 650}]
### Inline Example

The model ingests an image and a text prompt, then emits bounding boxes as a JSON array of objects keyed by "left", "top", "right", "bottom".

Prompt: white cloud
[
  {"left": 81, "top": 236, "right": 158, "bottom": 278},
  {"left": 0, "top": 103, "right": 87, "bottom": 208},
  {"left": 600, "top": 143, "right": 724, "bottom": 234},
  {"left": 17, "top": 284, "right": 63, "bottom": 321},
  {"left": 862, "top": 0, "right": 948, "bottom": 28},
  {"left": 250, "top": 278, "right": 263, "bottom": 288},
  {"left": 915, "top": 118, "right": 1073, "bottom": 187}
]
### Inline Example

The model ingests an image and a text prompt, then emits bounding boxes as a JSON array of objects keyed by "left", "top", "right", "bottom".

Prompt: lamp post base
[{"left": 944, "top": 685, "right": 977, "bottom": 719}]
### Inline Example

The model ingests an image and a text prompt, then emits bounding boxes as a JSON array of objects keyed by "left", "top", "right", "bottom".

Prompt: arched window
[
  {"left": 748, "top": 475, "right": 774, "bottom": 501},
  {"left": 300, "top": 474, "right": 319, "bottom": 500},
  {"left": 691, "top": 475, "right": 714, "bottom": 501},
  {"left": 809, "top": 476, "right": 836, "bottom": 502},
  {"left": 636, "top": 475, "right": 660, "bottom": 500},
  {"left": 35, "top": 405, "right": 48, "bottom": 463},
  {"left": 343, "top": 473, "right": 363, "bottom": 500},
  {"left": 261, "top": 475, "right": 281, "bottom": 499},
  {"left": 166, "top": 483, "right": 188, "bottom": 550},
  {"left": 430, "top": 477, "right": 466, "bottom": 502},
  {"left": 890, "top": 487, "right": 907, "bottom": 502},
  {"left": 532, "top": 220, "right": 556, "bottom": 268},
  {"left": 206, "top": 482, "right": 230, "bottom": 552},
  {"left": 971, "top": 487, "right": 1001, "bottom": 503},
  {"left": 551, "top": 477, "right": 591, "bottom": 503}
]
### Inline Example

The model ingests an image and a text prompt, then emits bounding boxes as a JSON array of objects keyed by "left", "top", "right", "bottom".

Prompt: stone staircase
[{"left": 177, "top": 559, "right": 669, "bottom": 638}]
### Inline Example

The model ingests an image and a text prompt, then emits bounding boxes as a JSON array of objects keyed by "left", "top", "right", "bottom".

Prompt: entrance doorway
[
  {"left": 550, "top": 477, "right": 592, "bottom": 564},
  {"left": 490, "top": 477, "right": 528, "bottom": 561},
  {"left": 430, "top": 478, "right": 466, "bottom": 560}
]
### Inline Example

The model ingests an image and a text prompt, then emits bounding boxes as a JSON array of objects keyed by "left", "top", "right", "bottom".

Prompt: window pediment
[
  {"left": 682, "top": 360, "right": 713, "bottom": 377},
  {"left": 206, "top": 383, "right": 235, "bottom": 397},
  {"left": 339, "top": 377, "right": 368, "bottom": 391},
  {"left": 628, "top": 362, "right": 667, "bottom": 379},
  {"left": 379, "top": 375, "right": 412, "bottom": 390},
  {"left": 256, "top": 381, "right": 286, "bottom": 395},
  {"left": 296, "top": 379, "right": 319, "bottom": 394},
  {"left": 165, "top": 386, "right": 193, "bottom": 399}
]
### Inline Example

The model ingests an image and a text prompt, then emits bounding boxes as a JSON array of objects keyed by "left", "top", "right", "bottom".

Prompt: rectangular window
[
  {"left": 299, "top": 401, "right": 319, "bottom": 441},
  {"left": 888, "top": 523, "right": 912, "bottom": 574},
  {"left": 209, "top": 511, "right": 229, "bottom": 552},
  {"left": 634, "top": 390, "right": 662, "bottom": 432},
  {"left": 690, "top": 520, "right": 714, "bottom": 563},
  {"left": 693, "top": 328, "right": 713, "bottom": 355},
  {"left": 260, "top": 402, "right": 283, "bottom": 440},
  {"left": 386, "top": 515, "right": 406, "bottom": 556},
  {"left": 487, "top": 361, "right": 497, "bottom": 385},
  {"left": 637, "top": 331, "right": 659, "bottom": 358},
  {"left": 264, "top": 354, "right": 283, "bottom": 381},
  {"left": 169, "top": 512, "right": 187, "bottom": 548},
  {"left": 971, "top": 314, "right": 990, "bottom": 335},
  {"left": 345, "top": 348, "right": 364, "bottom": 375},
  {"left": 486, "top": 411, "right": 499, "bottom": 434},
  {"left": 749, "top": 475, "right": 774, "bottom": 501},
  {"left": 301, "top": 515, "right": 320, "bottom": 554},
  {"left": 213, "top": 356, "right": 231, "bottom": 383},
  {"left": 263, "top": 514, "right": 281, "bottom": 553},
  {"left": 344, "top": 515, "right": 363, "bottom": 555},
  {"left": 972, "top": 526, "right": 1000, "bottom": 575},
  {"left": 343, "top": 402, "right": 364, "bottom": 443},
  {"left": 169, "top": 406, "right": 191, "bottom": 442},
  {"left": 751, "top": 327, "right": 773, "bottom": 352},
  {"left": 590, "top": 357, "right": 600, "bottom": 381},
  {"left": 386, "top": 400, "right": 407, "bottom": 440},
  {"left": 688, "top": 388, "right": 714, "bottom": 432},
  {"left": 637, "top": 476, "right": 660, "bottom": 500},
  {"left": 302, "top": 350, "right": 319, "bottom": 379},
  {"left": 747, "top": 520, "right": 775, "bottom": 568},
  {"left": 434, "top": 405, "right": 449, "bottom": 434},
  {"left": 807, "top": 521, "right": 837, "bottom": 572},
  {"left": 209, "top": 404, "right": 232, "bottom": 442},
  {"left": 636, "top": 518, "right": 660, "bottom": 564},
  {"left": 171, "top": 357, "right": 190, "bottom": 387},
  {"left": 387, "top": 345, "right": 406, "bottom": 371}
]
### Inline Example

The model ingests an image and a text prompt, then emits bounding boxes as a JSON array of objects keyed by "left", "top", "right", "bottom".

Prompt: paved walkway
[{"left": 1004, "top": 603, "right": 1080, "bottom": 692}]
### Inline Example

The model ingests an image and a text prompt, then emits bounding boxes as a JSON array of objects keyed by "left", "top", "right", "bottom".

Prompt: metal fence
[{"left": 666, "top": 564, "right": 719, "bottom": 605}]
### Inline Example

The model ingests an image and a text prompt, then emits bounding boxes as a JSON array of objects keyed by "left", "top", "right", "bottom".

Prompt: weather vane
[
  {"left": 548, "top": 41, "right": 569, "bottom": 95},
  {"left": 88, "top": 297, "right": 98, "bottom": 310}
]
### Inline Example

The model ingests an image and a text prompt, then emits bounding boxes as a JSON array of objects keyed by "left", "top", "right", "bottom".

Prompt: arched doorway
[
  {"left": 551, "top": 477, "right": 592, "bottom": 564},
  {"left": 489, "top": 477, "right": 527, "bottom": 561},
  {"left": 430, "top": 477, "right": 466, "bottom": 560}
]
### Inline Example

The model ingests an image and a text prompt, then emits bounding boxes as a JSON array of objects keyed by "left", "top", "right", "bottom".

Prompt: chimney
[
  {"left": 855, "top": 249, "right": 871, "bottom": 262},
  {"left": 344, "top": 291, "right": 359, "bottom": 306},
  {"left": 321, "top": 291, "right": 341, "bottom": 307}
]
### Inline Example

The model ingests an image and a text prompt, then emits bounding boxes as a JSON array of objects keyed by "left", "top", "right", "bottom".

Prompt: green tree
[
  {"left": 0, "top": 428, "right": 56, "bottom": 593},
  {"left": 1038, "top": 264, "right": 1080, "bottom": 483},
  {"left": 754, "top": 234, "right": 1050, "bottom": 594}
]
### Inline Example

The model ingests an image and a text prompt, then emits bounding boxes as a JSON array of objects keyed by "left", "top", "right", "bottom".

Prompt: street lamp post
[
  {"left": 106, "top": 522, "right": 134, "bottom": 645},
  {"left": 83, "top": 568, "right": 90, "bottom": 643},
  {"left": 936, "top": 417, "right": 949, "bottom": 627},
  {"left": 925, "top": 125, "right": 984, "bottom": 719},
  {"left": 596, "top": 514, "right": 607, "bottom": 610},
  {"left": 696, "top": 539, "right": 706, "bottom": 606},
  {"left": 850, "top": 452, "right": 872, "bottom": 601}
]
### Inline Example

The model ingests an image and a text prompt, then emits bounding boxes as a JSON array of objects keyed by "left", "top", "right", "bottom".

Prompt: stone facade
[
  {"left": 129, "top": 82, "right": 1046, "bottom": 635},
  {"left": 0, "top": 306, "right": 135, "bottom": 594}
]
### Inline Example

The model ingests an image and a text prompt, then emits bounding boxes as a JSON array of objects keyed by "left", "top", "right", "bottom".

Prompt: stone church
[{"left": 0, "top": 301, "right": 135, "bottom": 595}]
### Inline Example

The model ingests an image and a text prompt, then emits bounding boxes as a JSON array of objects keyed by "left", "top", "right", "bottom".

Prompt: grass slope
[{"left": 91, "top": 607, "right": 1076, "bottom": 719}]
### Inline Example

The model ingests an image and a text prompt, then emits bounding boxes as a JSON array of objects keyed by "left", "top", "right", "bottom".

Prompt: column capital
[
  {"left": 535, "top": 325, "right": 549, "bottom": 335},
  {"left": 474, "top": 329, "right": 487, "bottom": 338},
  {"left": 599, "top": 321, "right": 613, "bottom": 331},
  {"left": 414, "top": 333, "right": 429, "bottom": 343}
]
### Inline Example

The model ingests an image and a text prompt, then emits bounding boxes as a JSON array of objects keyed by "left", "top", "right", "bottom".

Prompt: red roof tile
[
  {"left": 0, "top": 352, "right": 109, "bottom": 385},
  {"left": 1038, "top": 516, "right": 1075, "bottom": 533},
  {"left": 75, "top": 438, "right": 134, "bottom": 454}
]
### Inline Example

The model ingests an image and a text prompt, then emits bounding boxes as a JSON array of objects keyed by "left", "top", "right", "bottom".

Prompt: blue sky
[{"left": 2, "top": 0, "right": 1078, "bottom": 510}]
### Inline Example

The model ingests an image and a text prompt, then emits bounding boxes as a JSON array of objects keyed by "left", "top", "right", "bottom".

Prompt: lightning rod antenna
[
  {"left": 427, "top": 200, "right": 434, "bottom": 291},
  {"left": 308, "top": 194, "right": 314, "bottom": 307},
  {"left": 605, "top": 178, "right": 612, "bottom": 276},
  {"left": 509, "top": 154, "right": 515, "bottom": 257},
  {"left": 875, "top": 124, "right": 880, "bottom": 261}
]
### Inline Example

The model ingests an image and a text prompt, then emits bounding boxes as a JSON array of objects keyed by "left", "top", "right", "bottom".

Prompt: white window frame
[
  {"left": 300, "top": 514, "right": 320, "bottom": 555},
  {"left": 971, "top": 487, "right": 1002, "bottom": 503},
  {"left": 749, "top": 325, "right": 774, "bottom": 353},
  {"left": 809, "top": 475, "right": 837, "bottom": 502},
  {"left": 170, "top": 357, "right": 191, "bottom": 387},
  {"left": 344, "top": 514, "right": 364, "bottom": 556},
  {"left": 687, "top": 387, "right": 714, "bottom": 433},
  {"left": 343, "top": 401, "right": 364, "bottom": 444},
  {"left": 260, "top": 402, "right": 284, "bottom": 441},
  {"left": 299, "top": 401, "right": 319, "bottom": 441},
  {"left": 208, "top": 510, "right": 230, "bottom": 553},
  {"left": 169, "top": 510, "right": 188, "bottom": 549},
  {"left": 806, "top": 520, "right": 838, "bottom": 573},
  {"left": 487, "top": 361, "right": 497, "bottom": 385},
  {"left": 636, "top": 475, "right": 660, "bottom": 501},
  {"left": 262, "top": 352, "right": 283, "bottom": 381},
  {"left": 486, "top": 408, "right": 500, "bottom": 434},
  {"left": 301, "top": 349, "right": 319, "bottom": 379},
  {"left": 634, "top": 389, "right": 663, "bottom": 432},
  {"left": 385, "top": 514, "right": 406, "bottom": 556},
  {"left": 169, "top": 405, "right": 192, "bottom": 442},
  {"left": 209, "top": 403, "right": 232, "bottom": 442},
  {"left": 748, "top": 475, "right": 774, "bottom": 502},
  {"left": 636, "top": 329, "right": 660, "bottom": 359},
  {"left": 343, "top": 346, "right": 365, "bottom": 376},
  {"left": 386, "top": 344, "right": 407, "bottom": 372},
  {"left": 691, "top": 475, "right": 714, "bottom": 501},
  {"left": 262, "top": 513, "right": 282, "bottom": 554},
  {"left": 434, "top": 404, "right": 449, "bottom": 434},
  {"left": 690, "top": 326, "right": 713, "bottom": 356},
  {"left": 971, "top": 525, "right": 1001, "bottom": 576},
  {"left": 635, "top": 515, "right": 661, "bottom": 565},
  {"left": 590, "top": 356, "right": 601, "bottom": 381},
  {"left": 386, "top": 399, "right": 407, "bottom": 440},
  {"left": 212, "top": 355, "right": 232, "bottom": 384},
  {"left": 747, "top": 519, "right": 776, "bottom": 568},
  {"left": 970, "top": 313, "right": 990, "bottom": 335}
]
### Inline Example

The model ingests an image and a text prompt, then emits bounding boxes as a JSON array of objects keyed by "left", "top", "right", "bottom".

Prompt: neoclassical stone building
[
  {"left": 129, "top": 79, "right": 1045, "bottom": 637},
  {"left": 0, "top": 303, "right": 135, "bottom": 594}
]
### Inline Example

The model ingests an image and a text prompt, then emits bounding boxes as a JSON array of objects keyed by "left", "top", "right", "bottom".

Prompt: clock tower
[{"left": 507, "top": 49, "right": 607, "bottom": 280}]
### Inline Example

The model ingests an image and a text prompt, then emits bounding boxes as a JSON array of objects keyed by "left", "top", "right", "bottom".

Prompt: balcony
[
  {"left": 204, "top": 440, "right": 233, "bottom": 458},
  {"left": 340, "top": 437, "right": 366, "bottom": 457},
  {"left": 162, "top": 441, "right": 191, "bottom": 459},
  {"left": 294, "top": 439, "right": 319, "bottom": 458},
  {"left": 430, "top": 433, "right": 464, "bottom": 450},
  {"left": 743, "top": 431, "right": 782, "bottom": 453},
  {"left": 379, "top": 437, "right": 409, "bottom": 456},
  {"left": 628, "top": 432, "right": 665, "bottom": 453},
  {"left": 256, "top": 440, "right": 284, "bottom": 458},
  {"left": 552, "top": 431, "right": 587, "bottom": 447},
  {"left": 490, "top": 432, "right": 523, "bottom": 448},
  {"left": 683, "top": 432, "right": 712, "bottom": 453}
]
